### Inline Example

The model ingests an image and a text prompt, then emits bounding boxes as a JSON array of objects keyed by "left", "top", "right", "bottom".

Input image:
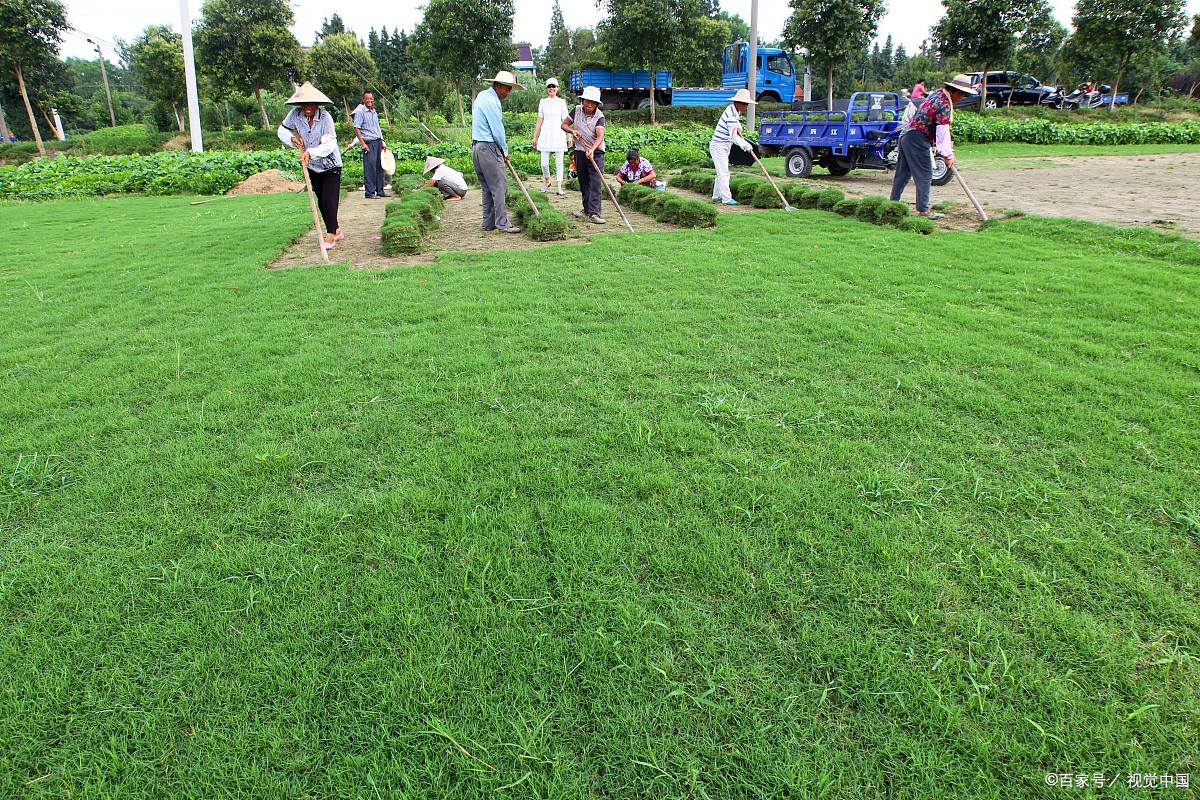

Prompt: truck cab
[{"left": 721, "top": 43, "right": 799, "bottom": 104}]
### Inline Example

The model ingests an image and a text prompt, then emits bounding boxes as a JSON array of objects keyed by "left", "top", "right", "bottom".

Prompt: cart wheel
[
  {"left": 784, "top": 149, "right": 813, "bottom": 178},
  {"left": 636, "top": 98, "right": 652, "bottom": 109},
  {"left": 931, "top": 155, "right": 952, "bottom": 186},
  {"left": 826, "top": 163, "right": 851, "bottom": 176}
]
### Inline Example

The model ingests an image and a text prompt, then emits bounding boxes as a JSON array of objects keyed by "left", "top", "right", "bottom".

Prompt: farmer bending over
[
  {"left": 471, "top": 70, "right": 524, "bottom": 234},
  {"left": 417, "top": 156, "right": 468, "bottom": 200},
  {"left": 562, "top": 86, "right": 607, "bottom": 225},
  {"left": 890, "top": 74, "right": 978, "bottom": 219},
  {"left": 710, "top": 88, "right": 754, "bottom": 205},
  {"left": 615, "top": 149, "right": 657, "bottom": 187}
]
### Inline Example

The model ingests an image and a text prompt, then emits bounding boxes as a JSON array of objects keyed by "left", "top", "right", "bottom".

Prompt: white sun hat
[
  {"left": 545, "top": 77, "right": 559, "bottom": 87},
  {"left": 285, "top": 81, "right": 334, "bottom": 105},
  {"left": 727, "top": 88, "right": 753, "bottom": 105},
  {"left": 423, "top": 156, "right": 445, "bottom": 174},
  {"left": 485, "top": 70, "right": 524, "bottom": 89},
  {"left": 580, "top": 86, "right": 603, "bottom": 106},
  {"left": 380, "top": 148, "right": 396, "bottom": 175}
]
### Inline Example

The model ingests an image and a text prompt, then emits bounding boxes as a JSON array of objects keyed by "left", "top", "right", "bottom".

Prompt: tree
[
  {"left": 317, "top": 13, "right": 346, "bottom": 42},
  {"left": 673, "top": 7, "right": 750, "bottom": 87},
  {"left": 1013, "top": 5, "right": 1068, "bottom": 84},
  {"left": 934, "top": 0, "right": 1046, "bottom": 107},
  {"left": 544, "top": 0, "right": 572, "bottom": 79},
  {"left": 783, "top": 0, "right": 885, "bottom": 109},
  {"left": 598, "top": 0, "right": 687, "bottom": 124},
  {"left": 412, "top": 0, "right": 515, "bottom": 125},
  {"left": 1072, "top": 0, "right": 1186, "bottom": 108},
  {"left": 0, "top": 0, "right": 68, "bottom": 155},
  {"left": 195, "top": 0, "right": 301, "bottom": 128},
  {"left": 306, "top": 33, "right": 377, "bottom": 119},
  {"left": 128, "top": 25, "right": 187, "bottom": 132}
]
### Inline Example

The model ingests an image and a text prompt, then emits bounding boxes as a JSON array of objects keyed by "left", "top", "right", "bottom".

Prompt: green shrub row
[
  {"left": 506, "top": 188, "right": 570, "bottom": 241},
  {"left": 0, "top": 150, "right": 300, "bottom": 200},
  {"left": 616, "top": 183, "right": 717, "bottom": 228},
  {"left": 380, "top": 188, "right": 444, "bottom": 255},
  {"left": 952, "top": 115, "right": 1200, "bottom": 145}
]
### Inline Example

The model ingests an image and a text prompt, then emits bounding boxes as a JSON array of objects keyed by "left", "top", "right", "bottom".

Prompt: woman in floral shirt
[
  {"left": 890, "top": 74, "right": 978, "bottom": 218},
  {"left": 615, "top": 149, "right": 657, "bottom": 187}
]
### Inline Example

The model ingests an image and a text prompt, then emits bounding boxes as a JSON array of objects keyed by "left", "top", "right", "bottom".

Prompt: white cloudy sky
[{"left": 60, "top": 0, "right": 1199, "bottom": 62}]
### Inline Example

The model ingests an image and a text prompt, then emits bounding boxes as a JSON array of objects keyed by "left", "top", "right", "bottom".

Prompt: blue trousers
[
  {"left": 890, "top": 130, "right": 934, "bottom": 213},
  {"left": 363, "top": 139, "right": 385, "bottom": 197}
]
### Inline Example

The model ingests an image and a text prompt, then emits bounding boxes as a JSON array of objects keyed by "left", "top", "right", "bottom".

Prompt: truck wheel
[
  {"left": 636, "top": 98, "right": 652, "bottom": 109},
  {"left": 826, "top": 162, "right": 851, "bottom": 176},
  {"left": 784, "top": 148, "right": 812, "bottom": 178},
  {"left": 757, "top": 92, "right": 780, "bottom": 104},
  {"left": 931, "top": 155, "right": 952, "bottom": 186}
]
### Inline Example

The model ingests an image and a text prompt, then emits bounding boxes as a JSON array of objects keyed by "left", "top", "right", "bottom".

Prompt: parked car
[{"left": 966, "top": 71, "right": 1054, "bottom": 108}]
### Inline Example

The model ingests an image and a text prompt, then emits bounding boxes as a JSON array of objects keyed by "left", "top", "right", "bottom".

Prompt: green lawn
[{"left": 2, "top": 195, "right": 1199, "bottom": 798}]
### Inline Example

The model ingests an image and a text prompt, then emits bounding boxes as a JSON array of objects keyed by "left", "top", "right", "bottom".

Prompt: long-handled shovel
[
  {"left": 748, "top": 147, "right": 795, "bottom": 211},
  {"left": 289, "top": 128, "right": 329, "bottom": 264},
  {"left": 507, "top": 159, "right": 540, "bottom": 216},
  {"left": 952, "top": 165, "right": 988, "bottom": 223},
  {"left": 585, "top": 150, "right": 634, "bottom": 233}
]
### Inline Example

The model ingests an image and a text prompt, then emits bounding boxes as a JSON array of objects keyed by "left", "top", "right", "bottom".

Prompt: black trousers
[
  {"left": 575, "top": 149, "right": 604, "bottom": 217},
  {"left": 309, "top": 167, "right": 341, "bottom": 234}
]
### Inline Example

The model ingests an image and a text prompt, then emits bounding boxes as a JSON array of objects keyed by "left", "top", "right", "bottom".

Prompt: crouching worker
[
  {"left": 417, "top": 156, "right": 469, "bottom": 200},
  {"left": 615, "top": 149, "right": 657, "bottom": 187}
]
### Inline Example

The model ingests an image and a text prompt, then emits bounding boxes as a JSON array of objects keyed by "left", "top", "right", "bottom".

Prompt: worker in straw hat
[
  {"left": 890, "top": 74, "right": 979, "bottom": 219},
  {"left": 471, "top": 70, "right": 524, "bottom": 234},
  {"left": 277, "top": 81, "right": 343, "bottom": 250},
  {"left": 416, "top": 156, "right": 469, "bottom": 201},
  {"left": 710, "top": 88, "right": 754, "bottom": 205},
  {"left": 561, "top": 85, "right": 607, "bottom": 225}
]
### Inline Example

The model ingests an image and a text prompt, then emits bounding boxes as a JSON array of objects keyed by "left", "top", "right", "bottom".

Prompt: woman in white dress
[{"left": 531, "top": 77, "right": 570, "bottom": 195}]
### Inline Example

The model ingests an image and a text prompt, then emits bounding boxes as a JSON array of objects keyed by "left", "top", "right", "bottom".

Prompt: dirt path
[
  {"left": 269, "top": 178, "right": 731, "bottom": 270},
  {"left": 786, "top": 152, "right": 1200, "bottom": 237}
]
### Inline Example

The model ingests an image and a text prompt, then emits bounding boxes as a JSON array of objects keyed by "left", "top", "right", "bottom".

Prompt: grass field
[{"left": 2, "top": 195, "right": 1199, "bottom": 798}]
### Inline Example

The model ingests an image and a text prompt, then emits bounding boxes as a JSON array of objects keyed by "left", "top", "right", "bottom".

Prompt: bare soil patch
[
  {"left": 268, "top": 177, "right": 720, "bottom": 271},
  {"left": 227, "top": 169, "right": 306, "bottom": 196},
  {"left": 777, "top": 152, "right": 1200, "bottom": 237}
]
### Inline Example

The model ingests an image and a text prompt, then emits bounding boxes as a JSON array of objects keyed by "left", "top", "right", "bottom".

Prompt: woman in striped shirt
[{"left": 709, "top": 88, "right": 754, "bottom": 205}]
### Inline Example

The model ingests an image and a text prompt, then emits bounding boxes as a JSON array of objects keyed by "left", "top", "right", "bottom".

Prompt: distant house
[{"left": 513, "top": 43, "right": 536, "bottom": 74}]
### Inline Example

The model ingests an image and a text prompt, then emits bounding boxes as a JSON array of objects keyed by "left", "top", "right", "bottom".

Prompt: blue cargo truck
[{"left": 569, "top": 42, "right": 802, "bottom": 110}]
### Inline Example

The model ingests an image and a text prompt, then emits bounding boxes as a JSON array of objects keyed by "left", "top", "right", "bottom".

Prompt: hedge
[
  {"left": 380, "top": 188, "right": 444, "bottom": 255},
  {"left": 951, "top": 116, "right": 1200, "bottom": 145},
  {"left": 506, "top": 188, "right": 570, "bottom": 241}
]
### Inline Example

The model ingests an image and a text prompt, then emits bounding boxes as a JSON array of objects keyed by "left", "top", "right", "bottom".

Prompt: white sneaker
[{"left": 588, "top": 214, "right": 606, "bottom": 225}]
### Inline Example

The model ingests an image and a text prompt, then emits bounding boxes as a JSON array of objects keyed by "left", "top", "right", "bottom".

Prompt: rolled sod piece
[
  {"left": 751, "top": 182, "right": 784, "bottom": 209},
  {"left": 815, "top": 188, "right": 845, "bottom": 210},
  {"left": 661, "top": 196, "right": 717, "bottom": 228},
  {"left": 855, "top": 196, "right": 887, "bottom": 222},
  {"left": 381, "top": 216, "right": 425, "bottom": 255},
  {"left": 783, "top": 184, "right": 812, "bottom": 206},
  {"left": 898, "top": 215, "right": 936, "bottom": 234},
  {"left": 875, "top": 200, "right": 911, "bottom": 225},
  {"left": 729, "top": 176, "right": 760, "bottom": 205},
  {"left": 833, "top": 198, "right": 862, "bottom": 217}
]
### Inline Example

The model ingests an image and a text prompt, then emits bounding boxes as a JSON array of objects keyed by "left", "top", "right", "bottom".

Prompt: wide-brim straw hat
[
  {"left": 580, "top": 86, "right": 603, "bottom": 106},
  {"left": 944, "top": 74, "right": 979, "bottom": 96},
  {"left": 381, "top": 149, "right": 396, "bottom": 175},
  {"left": 728, "top": 88, "right": 753, "bottom": 105},
  {"left": 486, "top": 70, "right": 524, "bottom": 89},
  {"left": 285, "top": 81, "right": 334, "bottom": 105},
  {"left": 423, "top": 156, "right": 445, "bottom": 174}
]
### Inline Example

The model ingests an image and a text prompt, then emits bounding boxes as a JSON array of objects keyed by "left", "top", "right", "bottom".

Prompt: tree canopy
[
  {"left": 783, "top": 0, "right": 885, "bottom": 108},
  {"left": 1072, "top": 0, "right": 1187, "bottom": 107},
  {"left": 0, "top": 0, "right": 69, "bottom": 153},
  {"left": 412, "top": 0, "right": 515, "bottom": 125},
  {"left": 128, "top": 25, "right": 186, "bottom": 131},
  {"left": 195, "top": 0, "right": 301, "bottom": 128},
  {"left": 306, "top": 33, "right": 377, "bottom": 118}
]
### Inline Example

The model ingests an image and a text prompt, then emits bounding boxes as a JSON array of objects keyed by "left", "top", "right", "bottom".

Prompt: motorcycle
[
  {"left": 1061, "top": 82, "right": 1111, "bottom": 110},
  {"left": 1039, "top": 85, "right": 1070, "bottom": 109}
]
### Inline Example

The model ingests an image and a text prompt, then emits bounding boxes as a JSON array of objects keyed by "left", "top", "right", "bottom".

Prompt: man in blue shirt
[
  {"left": 352, "top": 91, "right": 388, "bottom": 199},
  {"left": 471, "top": 70, "right": 524, "bottom": 233}
]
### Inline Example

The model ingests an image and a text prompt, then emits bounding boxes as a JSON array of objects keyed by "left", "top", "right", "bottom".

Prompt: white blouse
[{"left": 536, "top": 96, "right": 569, "bottom": 152}]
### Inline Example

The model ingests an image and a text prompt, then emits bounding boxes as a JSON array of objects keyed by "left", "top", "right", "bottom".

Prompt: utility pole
[
  {"left": 0, "top": 99, "right": 9, "bottom": 142},
  {"left": 179, "top": 0, "right": 204, "bottom": 152},
  {"left": 88, "top": 39, "right": 116, "bottom": 127},
  {"left": 747, "top": 0, "right": 758, "bottom": 133}
]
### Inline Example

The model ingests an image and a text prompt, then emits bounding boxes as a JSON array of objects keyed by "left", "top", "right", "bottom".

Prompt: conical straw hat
[
  {"left": 286, "top": 81, "right": 334, "bottom": 105},
  {"left": 423, "top": 156, "right": 445, "bottom": 173}
]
